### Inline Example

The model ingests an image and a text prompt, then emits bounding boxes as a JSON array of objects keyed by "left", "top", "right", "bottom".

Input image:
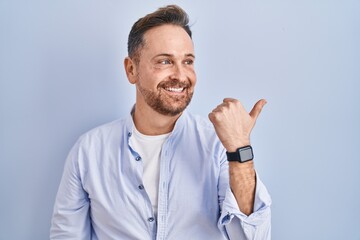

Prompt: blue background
[{"left": 1, "top": 0, "right": 359, "bottom": 239}]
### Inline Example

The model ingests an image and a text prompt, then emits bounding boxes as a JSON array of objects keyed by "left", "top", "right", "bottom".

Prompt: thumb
[{"left": 249, "top": 99, "right": 267, "bottom": 120}]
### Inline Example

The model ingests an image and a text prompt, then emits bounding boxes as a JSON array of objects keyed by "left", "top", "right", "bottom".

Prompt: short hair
[{"left": 127, "top": 5, "right": 192, "bottom": 63}]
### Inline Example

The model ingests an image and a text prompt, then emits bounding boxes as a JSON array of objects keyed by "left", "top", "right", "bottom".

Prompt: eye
[
  {"left": 184, "top": 59, "right": 194, "bottom": 65},
  {"left": 159, "top": 59, "right": 172, "bottom": 65}
]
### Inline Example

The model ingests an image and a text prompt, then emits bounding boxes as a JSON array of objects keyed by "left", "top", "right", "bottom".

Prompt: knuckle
[
  {"left": 227, "top": 100, "right": 240, "bottom": 110},
  {"left": 226, "top": 101, "right": 234, "bottom": 107},
  {"left": 213, "top": 112, "right": 222, "bottom": 121}
]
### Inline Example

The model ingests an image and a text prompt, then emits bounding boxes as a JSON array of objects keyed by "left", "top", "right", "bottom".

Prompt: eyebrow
[{"left": 152, "top": 53, "right": 196, "bottom": 59}]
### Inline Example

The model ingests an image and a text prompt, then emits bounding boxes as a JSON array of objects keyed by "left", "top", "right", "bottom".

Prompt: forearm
[
  {"left": 229, "top": 160, "right": 256, "bottom": 216},
  {"left": 226, "top": 140, "right": 256, "bottom": 216},
  {"left": 219, "top": 171, "right": 272, "bottom": 240}
]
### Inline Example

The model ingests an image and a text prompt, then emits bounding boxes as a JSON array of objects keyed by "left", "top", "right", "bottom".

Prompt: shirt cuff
[{"left": 219, "top": 172, "right": 272, "bottom": 227}]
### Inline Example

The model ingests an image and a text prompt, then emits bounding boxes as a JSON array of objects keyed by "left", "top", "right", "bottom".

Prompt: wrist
[
  {"left": 229, "top": 160, "right": 254, "bottom": 170},
  {"left": 225, "top": 140, "right": 250, "bottom": 152},
  {"left": 229, "top": 161, "right": 255, "bottom": 179}
]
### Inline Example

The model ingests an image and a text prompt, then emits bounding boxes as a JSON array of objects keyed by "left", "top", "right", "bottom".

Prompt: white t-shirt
[{"left": 129, "top": 127, "right": 170, "bottom": 218}]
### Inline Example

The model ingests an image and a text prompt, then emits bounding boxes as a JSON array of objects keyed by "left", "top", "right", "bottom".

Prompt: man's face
[{"left": 133, "top": 24, "right": 196, "bottom": 116}]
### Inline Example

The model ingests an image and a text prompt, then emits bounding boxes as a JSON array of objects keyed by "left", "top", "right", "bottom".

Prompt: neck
[{"left": 133, "top": 102, "right": 182, "bottom": 136}]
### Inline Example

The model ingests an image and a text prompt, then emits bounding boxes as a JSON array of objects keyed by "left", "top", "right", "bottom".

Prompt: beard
[{"left": 137, "top": 78, "right": 194, "bottom": 116}]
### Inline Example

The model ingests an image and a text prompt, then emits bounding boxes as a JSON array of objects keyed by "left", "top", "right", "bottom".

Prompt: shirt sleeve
[
  {"left": 50, "top": 139, "right": 92, "bottom": 240},
  {"left": 217, "top": 155, "right": 272, "bottom": 240}
]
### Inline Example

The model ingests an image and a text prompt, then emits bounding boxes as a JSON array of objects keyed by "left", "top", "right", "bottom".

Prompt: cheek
[
  {"left": 138, "top": 71, "right": 162, "bottom": 88},
  {"left": 188, "top": 69, "right": 197, "bottom": 86}
]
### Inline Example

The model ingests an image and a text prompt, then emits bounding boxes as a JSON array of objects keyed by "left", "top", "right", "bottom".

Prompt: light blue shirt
[{"left": 50, "top": 111, "right": 271, "bottom": 239}]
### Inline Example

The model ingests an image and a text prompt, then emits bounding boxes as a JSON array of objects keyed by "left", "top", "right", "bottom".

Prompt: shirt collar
[{"left": 125, "top": 105, "right": 188, "bottom": 140}]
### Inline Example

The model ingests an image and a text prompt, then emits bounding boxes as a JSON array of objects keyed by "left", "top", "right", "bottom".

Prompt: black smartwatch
[{"left": 226, "top": 145, "right": 254, "bottom": 163}]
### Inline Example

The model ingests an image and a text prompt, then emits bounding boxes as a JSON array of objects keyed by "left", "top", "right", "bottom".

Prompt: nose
[{"left": 171, "top": 63, "right": 187, "bottom": 82}]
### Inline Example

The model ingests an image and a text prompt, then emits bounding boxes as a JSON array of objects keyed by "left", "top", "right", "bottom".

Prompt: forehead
[{"left": 141, "top": 24, "right": 194, "bottom": 57}]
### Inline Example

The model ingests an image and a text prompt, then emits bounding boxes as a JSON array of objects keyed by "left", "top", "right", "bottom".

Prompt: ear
[{"left": 124, "top": 57, "right": 137, "bottom": 84}]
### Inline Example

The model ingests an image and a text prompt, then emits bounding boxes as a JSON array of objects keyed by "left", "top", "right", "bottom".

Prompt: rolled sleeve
[{"left": 219, "top": 173, "right": 272, "bottom": 240}]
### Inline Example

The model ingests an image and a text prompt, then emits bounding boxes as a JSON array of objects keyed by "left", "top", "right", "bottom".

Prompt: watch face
[
  {"left": 226, "top": 146, "right": 254, "bottom": 162},
  {"left": 239, "top": 147, "right": 254, "bottom": 162}
]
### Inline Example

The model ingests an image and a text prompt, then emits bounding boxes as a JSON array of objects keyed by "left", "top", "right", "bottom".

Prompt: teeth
[{"left": 165, "top": 87, "right": 184, "bottom": 93}]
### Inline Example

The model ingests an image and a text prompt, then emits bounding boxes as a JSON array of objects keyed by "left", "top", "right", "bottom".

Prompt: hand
[{"left": 208, "top": 98, "right": 267, "bottom": 152}]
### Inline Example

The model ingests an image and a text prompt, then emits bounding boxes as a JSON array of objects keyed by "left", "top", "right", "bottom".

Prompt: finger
[
  {"left": 211, "top": 103, "right": 226, "bottom": 113},
  {"left": 208, "top": 111, "right": 220, "bottom": 123},
  {"left": 211, "top": 107, "right": 223, "bottom": 113},
  {"left": 208, "top": 112, "right": 214, "bottom": 121},
  {"left": 223, "top": 98, "right": 248, "bottom": 113},
  {"left": 223, "top": 98, "right": 237, "bottom": 103},
  {"left": 249, "top": 99, "right": 267, "bottom": 120}
]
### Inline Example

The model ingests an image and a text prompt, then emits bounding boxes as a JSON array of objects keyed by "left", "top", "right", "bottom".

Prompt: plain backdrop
[{"left": 0, "top": 0, "right": 359, "bottom": 239}]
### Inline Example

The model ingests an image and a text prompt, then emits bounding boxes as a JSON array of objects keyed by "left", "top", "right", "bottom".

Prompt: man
[{"left": 50, "top": 5, "right": 271, "bottom": 240}]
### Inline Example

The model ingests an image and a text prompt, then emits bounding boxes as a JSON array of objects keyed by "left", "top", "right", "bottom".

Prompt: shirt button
[
  {"left": 148, "top": 217, "right": 155, "bottom": 222},
  {"left": 135, "top": 156, "right": 141, "bottom": 161},
  {"left": 138, "top": 184, "right": 144, "bottom": 190},
  {"left": 128, "top": 132, "right": 132, "bottom": 137}
]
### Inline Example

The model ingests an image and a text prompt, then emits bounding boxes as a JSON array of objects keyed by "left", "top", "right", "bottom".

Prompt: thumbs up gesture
[{"left": 208, "top": 98, "right": 267, "bottom": 152}]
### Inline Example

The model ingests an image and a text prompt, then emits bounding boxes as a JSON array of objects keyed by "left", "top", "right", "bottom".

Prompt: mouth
[{"left": 164, "top": 87, "right": 185, "bottom": 93}]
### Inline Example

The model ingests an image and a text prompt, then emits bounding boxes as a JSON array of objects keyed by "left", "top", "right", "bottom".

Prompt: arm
[
  {"left": 209, "top": 98, "right": 271, "bottom": 239},
  {"left": 209, "top": 98, "right": 266, "bottom": 214},
  {"left": 50, "top": 140, "right": 91, "bottom": 240}
]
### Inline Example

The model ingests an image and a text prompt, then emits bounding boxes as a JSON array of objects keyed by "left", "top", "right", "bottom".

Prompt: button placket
[{"left": 156, "top": 141, "right": 171, "bottom": 239}]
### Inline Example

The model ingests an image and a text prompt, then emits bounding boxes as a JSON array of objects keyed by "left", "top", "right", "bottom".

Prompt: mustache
[{"left": 158, "top": 79, "right": 191, "bottom": 89}]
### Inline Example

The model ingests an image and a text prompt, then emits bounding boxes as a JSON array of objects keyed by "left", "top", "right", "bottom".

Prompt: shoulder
[
  {"left": 183, "top": 112, "right": 215, "bottom": 132},
  {"left": 76, "top": 117, "right": 128, "bottom": 147},
  {"left": 180, "top": 112, "right": 220, "bottom": 145},
  {"left": 179, "top": 112, "right": 226, "bottom": 163}
]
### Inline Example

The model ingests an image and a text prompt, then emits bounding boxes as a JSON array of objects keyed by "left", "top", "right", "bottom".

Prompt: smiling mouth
[{"left": 164, "top": 87, "right": 185, "bottom": 93}]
